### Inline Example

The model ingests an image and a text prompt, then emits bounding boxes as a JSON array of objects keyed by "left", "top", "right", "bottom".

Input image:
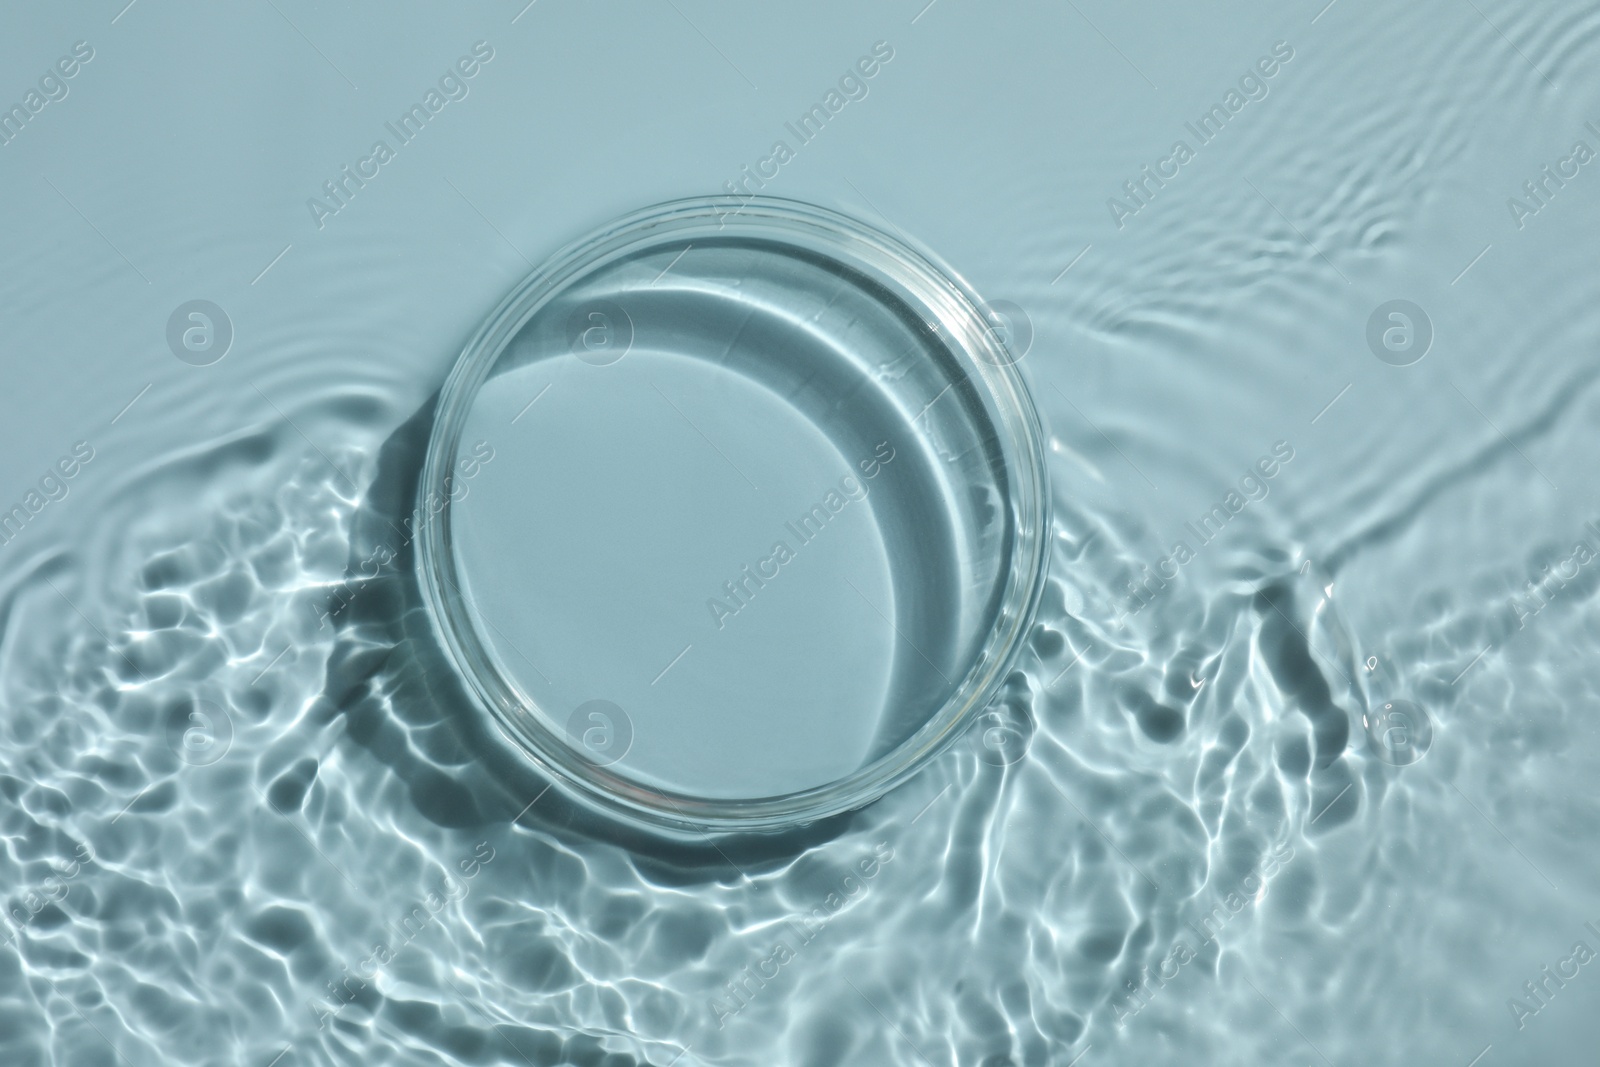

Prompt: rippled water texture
[{"left": 3, "top": 2, "right": 1600, "bottom": 1065}]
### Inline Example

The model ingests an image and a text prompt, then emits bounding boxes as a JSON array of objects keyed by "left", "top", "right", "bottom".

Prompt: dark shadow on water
[
  {"left": 1255, "top": 579, "right": 1359, "bottom": 831},
  {"left": 308, "top": 391, "right": 859, "bottom": 883}
]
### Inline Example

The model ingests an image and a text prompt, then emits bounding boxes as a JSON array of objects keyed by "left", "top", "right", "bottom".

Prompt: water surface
[{"left": 2, "top": 1, "right": 1599, "bottom": 1065}]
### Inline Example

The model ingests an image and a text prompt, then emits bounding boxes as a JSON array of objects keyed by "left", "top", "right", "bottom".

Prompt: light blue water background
[{"left": 3, "top": 2, "right": 1599, "bottom": 1065}]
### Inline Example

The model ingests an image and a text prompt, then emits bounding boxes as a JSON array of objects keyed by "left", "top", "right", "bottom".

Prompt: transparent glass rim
[{"left": 416, "top": 195, "right": 1051, "bottom": 833}]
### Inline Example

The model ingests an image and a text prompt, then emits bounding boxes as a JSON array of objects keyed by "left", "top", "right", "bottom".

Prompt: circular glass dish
[{"left": 417, "top": 196, "right": 1049, "bottom": 833}]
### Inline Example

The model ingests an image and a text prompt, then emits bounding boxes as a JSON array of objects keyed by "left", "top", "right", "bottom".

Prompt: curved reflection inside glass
[{"left": 418, "top": 196, "right": 1049, "bottom": 831}]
